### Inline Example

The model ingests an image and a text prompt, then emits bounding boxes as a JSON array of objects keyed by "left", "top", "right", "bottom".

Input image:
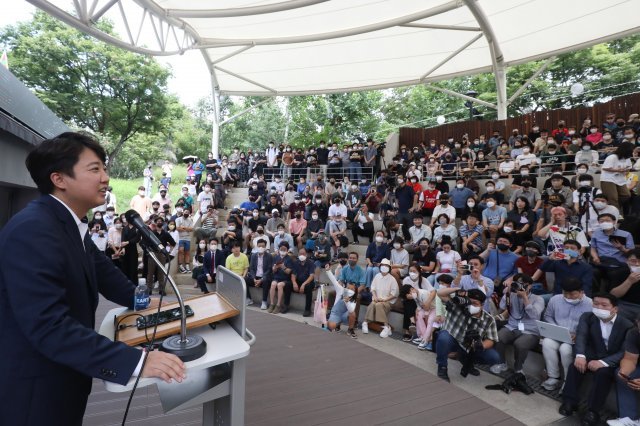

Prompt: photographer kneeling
[
  {"left": 435, "top": 288, "right": 500, "bottom": 382},
  {"left": 491, "top": 274, "right": 544, "bottom": 375}
]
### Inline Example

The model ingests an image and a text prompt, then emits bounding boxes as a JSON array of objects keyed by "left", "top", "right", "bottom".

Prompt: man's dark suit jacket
[
  {"left": 203, "top": 248, "right": 225, "bottom": 277},
  {"left": 249, "top": 252, "right": 274, "bottom": 282},
  {"left": 0, "top": 195, "right": 141, "bottom": 425},
  {"left": 575, "top": 311, "right": 634, "bottom": 367}
]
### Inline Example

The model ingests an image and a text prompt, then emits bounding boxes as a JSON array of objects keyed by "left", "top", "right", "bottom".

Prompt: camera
[
  {"left": 510, "top": 281, "right": 526, "bottom": 293},
  {"left": 463, "top": 329, "right": 482, "bottom": 351}
]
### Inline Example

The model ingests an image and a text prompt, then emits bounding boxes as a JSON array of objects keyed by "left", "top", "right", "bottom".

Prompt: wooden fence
[{"left": 399, "top": 92, "right": 640, "bottom": 150}]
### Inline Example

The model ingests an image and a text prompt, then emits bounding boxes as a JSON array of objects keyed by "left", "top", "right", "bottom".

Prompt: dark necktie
[{"left": 211, "top": 252, "right": 215, "bottom": 275}]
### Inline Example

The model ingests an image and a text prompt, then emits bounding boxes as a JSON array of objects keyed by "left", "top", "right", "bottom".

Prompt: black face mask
[
  {"left": 339, "top": 260, "right": 347, "bottom": 266},
  {"left": 525, "top": 249, "right": 538, "bottom": 257},
  {"left": 440, "top": 201, "right": 448, "bottom": 205},
  {"left": 522, "top": 182, "right": 531, "bottom": 188},
  {"left": 497, "top": 243, "right": 510, "bottom": 251}
]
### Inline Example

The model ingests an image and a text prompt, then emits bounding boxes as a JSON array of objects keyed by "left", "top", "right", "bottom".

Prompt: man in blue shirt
[
  {"left": 532, "top": 240, "right": 594, "bottom": 296},
  {"left": 448, "top": 178, "right": 475, "bottom": 218},
  {"left": 590, "top": 214, "right": 634, "bottom": 287},
  {"left": 292, "top": 247, "right": 316, "bottom": 317},
  {"left": 480, "top": 235, "right": 519, "bottom": 284}
]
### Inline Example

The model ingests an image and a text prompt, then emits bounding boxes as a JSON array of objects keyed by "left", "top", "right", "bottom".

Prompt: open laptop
[{"left": 536, "top": 321, "right": 573, "bottom": 344}]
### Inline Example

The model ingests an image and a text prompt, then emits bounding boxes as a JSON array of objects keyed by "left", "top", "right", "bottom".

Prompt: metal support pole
[
  {"left": 507, "top": 56, "right": 555, "bottom": 104},
  {"left": 425, "top": 85, "right": 497, "bottom": 109},
  {"left": 495, "top": 63, "right": 507, "bottom": 120},
  {"left": 211, "top": 87, "right": 221, "bottom": 160}
]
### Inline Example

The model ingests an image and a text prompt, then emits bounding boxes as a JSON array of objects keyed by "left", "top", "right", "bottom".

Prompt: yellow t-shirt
[{"left": 225, "top": 253, "right": 249, "bottom": 276}]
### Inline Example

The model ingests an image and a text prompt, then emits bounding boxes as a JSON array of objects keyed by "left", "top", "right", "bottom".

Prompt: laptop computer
[{"left": 536, "top": 321, "right": 573, "bottom": 344}]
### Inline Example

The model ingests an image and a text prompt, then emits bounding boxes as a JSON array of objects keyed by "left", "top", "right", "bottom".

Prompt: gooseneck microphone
[{"left": 124, "top": 210, "right": 166, "bottom": 253}]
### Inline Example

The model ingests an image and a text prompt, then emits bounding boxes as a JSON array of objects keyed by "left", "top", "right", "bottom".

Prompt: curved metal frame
[{"left": 167, "top": 0, "right": 329, "bottom": 18}]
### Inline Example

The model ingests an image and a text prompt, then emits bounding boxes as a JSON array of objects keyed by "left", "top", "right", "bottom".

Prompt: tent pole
[{"left": 495, "top": 63, "right": 507, "bottom": 120}]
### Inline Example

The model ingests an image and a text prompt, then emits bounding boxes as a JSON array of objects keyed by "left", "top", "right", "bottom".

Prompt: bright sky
[{"left": 0, "top": 2, "right": 212, "bottom": 108}]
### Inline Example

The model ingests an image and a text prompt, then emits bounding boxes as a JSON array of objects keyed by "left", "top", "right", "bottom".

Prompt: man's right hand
[
  {"left": 574, "top": 357, "right": 587, "bottom": 374},
  {"left": 141, "top": 350, "right": 186, "bottom": 383}
]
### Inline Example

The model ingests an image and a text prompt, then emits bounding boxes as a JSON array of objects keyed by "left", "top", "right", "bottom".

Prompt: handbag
[{"left": 313, "top": 285, "right": 328, "bottom": 326}]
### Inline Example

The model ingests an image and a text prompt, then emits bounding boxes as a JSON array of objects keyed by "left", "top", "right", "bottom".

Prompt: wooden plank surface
[
  {"left": 86, "top": 297, "right": 522, "bottom": 425},
  {"left": 113, "top": 293, "right": 239, "bottom": 346}
]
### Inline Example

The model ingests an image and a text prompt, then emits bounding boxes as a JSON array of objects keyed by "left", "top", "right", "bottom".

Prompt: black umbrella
[{"left": 182, "top": 155, "right": 198, "bottom": 163}]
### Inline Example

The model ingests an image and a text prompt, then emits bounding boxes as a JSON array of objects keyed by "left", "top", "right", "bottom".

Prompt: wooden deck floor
[{"left": 85, "top": 299, "right": 522, "bottom": 426}]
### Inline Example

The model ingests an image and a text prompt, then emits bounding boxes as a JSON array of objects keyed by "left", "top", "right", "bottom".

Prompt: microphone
[{"left": 124, "top": 210, "right": 166, "bottom": 253}]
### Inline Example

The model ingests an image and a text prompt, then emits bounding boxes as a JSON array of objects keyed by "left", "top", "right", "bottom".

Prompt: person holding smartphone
[
  {"left": 609, "top": 315, "right": 640, "bottom": 425},
  {"left": 600, "top": 142, "right": 634, "bottom": 210}
]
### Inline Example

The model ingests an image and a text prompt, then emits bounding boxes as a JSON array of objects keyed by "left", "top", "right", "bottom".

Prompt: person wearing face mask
[
  {"left": 394, "top": 175, "right": 416, "bottom": 229},
  {"left": 327, "top": 195, "right": 348, "bottom": 220},
  {"left": 197, "top": 183, "right": 215, "bottom": 215},
  {"left": 389, "top": 237, "right": 410, "bottom": 286},
  {"left": 196, "top": 238, "right": 224, "bottom": 294},
  {"left": 175, "top": 208, "right": 194, "bottom": 274},
  {"left": 328, "top": 212, "right": 349, "bottom": 260},
  {"left": 559, "top": 294, "right": 634, "bottom": 425},
  {"left": 266, "top": 242, "right": 295, "bottom": 313},
  {"left": 364, "top": 230, "right": 391, "bottom": 287},
  {"left": 585, "top": 124, "right": 603, "bottom": 144},
  {"left": 608, "top": 249, "right": 640, "bottom": 322},
  {"left": 512, "top": 241, "right": 547, "bottom": 295},
  {"left": 601, "top": 142, "right": 635, "bottom": 210},
  {"left": 433, "top": 214, "right": 458, "bottom": 250},
  {"left": 361, "top": 259, "right": 398, "bottom": 338},
  {"left": 511, "top": 166, "right": 537, "bottom": 191},
  {"left": 429, "top": 194, "right": 456, "bottom": 228},
  {"left": 273, "top": 223, "right": 295, "bottom": 252},
  {"left": 479, "top": 235, "right": 518, "bottom": 291},
  {"left": 245, "top": 239, "right": 274, "bottom": 309},
  {"left": 166, "top": 218, "right": 180, "bottom": 269},
  {"left": 304, "top": 209, "right": 325, "bottom": 246},
  {"left": 481, "top": 195, "right": 507, "bottom": 240},
  {"left": 345, "top": 182, "right": 362, "bottom": 221},
  {"left": 418, "top": 180, "right": 441, "bottom": 219},
  {"left": 537, "top": 206, "right": 589, "bottom": 257},
  {"left": 225, "top": 241, "right": 251, "bottom": 305},
  {"left": 190, "top": 238, "right": 207, "bottom": 289},
  {"left": 542, "top": 174, "right": 573, "bottom": 214},
  {"left": 352, "top": 204, "right": 375, "bottom": 245},
  {"left": 399, "top": 270, "right": 436, "bottom": 347},
  {"left": 491, "top": 274, "right": 544, "bottom": 376},
  {"left": 590, "top": 213, "right": 634, "bottom": 275},
  {"left": 106, "top": 217, "right": 128, "bottom": 270},
  {"left": 539, "top": 143, "right": 567, "bottom": 175},
  {"left": 435, "top": 287, "right": 500, "bottom": 381},
  {"left": 537, "top": 278, "right": 594, "bottom": 392},
  {"left": 102, "top": 206, "right": 116, "bottom": 229},
  {"left": 448, "top": 178, "right": 475, "bottom": 218},
  {"left": 289, "top": 210, "right": 307, "bottom": 250},
  {"left": 533, "top": 240, "right": 594, "bottom": 296},
  {"left": 129, "top": 185, "right": 153, "bottom": 219}
]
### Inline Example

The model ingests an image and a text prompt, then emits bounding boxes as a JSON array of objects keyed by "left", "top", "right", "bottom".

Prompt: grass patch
[{"left": 110, "top": 165, "right": 189, "bottom": 214}]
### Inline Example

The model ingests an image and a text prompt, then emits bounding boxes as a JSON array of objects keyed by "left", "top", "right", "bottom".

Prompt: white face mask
[
  {"left": 199, "top": 243, "right": 206, "bottom": 249},
  {"left": 375, "top": 236, "right": 384, "bottom": 243},
  {"left": 138, "top": 190, "right": 145, "bottom": 196},
  {"left": 486, "top": 186, "right": 495, "bottom": 193},
  {"left": 592, "top": 307, "right": 612, "bottom": 320},
  {"left": 486, "top": 201, "right": 495, "bottom": 208},
  {"left": 564, "top": 297, "right": 581, "bottom": 305},
  {"left": 298, "top": 255, "right": 307, "bottom": 262},
  {"left": 278, "top": 230, "right": 285, "bottom": 236},
  {"left": 228, "top": 225, "right": 235, "bottom": 231},
  {"left": 467, "top": 305, "right": 481, "bottom": 315},
  {"left": 409, "top": 272, "right": 419, "bottom": 281},
  {"left": 456, "top": 183, "right": 464, "bottom": 189},
  {"left": 312, "top": 214, "right": 319, "bottom": 220},
  {"left": 593, "top": 201, "right": 606, "bottom": 210},
  {"left": 393, "top": 243, "right": 401, "bottom": 249},
  {"left": 467, "top": 201, "right": 475, "bottom": 208},
  {"left": 380, "top": 265, "right": 390, "bottom": 274},
  {"left": 522, "top": 148, "right": 530, "bottom": 153},
  {"left": 115, "top": 223, "right": 123, "bottom": 230},
  {"left": 204, "top": 188, "right": 211, "bottom": 192},
  {"left": 521, "top": 170, "right": 529, "bottom": 176},
  {"left": 599, "top": 222, "right": 614, "bottom": 230},
  {"left": 492, "top": 174, "right": 499, "bottom": 180},
  {"left": 603, "top": 135, "right": 612, "bottom": 141},
  {"left": 503, "top": 226, "right": 513, "bottom": 233},
  {"left": 279, "top": 251, "right": 288, "bottom": 257},
  {"left": 577, "top": 168, "right": 587, "bottom": 175},
  {"left": 257, "top": 247, "right": 266, "bottom": 254},
  {"left": 590, "top": 129, "right": 597, "bottom": 134},
  {"left": 629, "top": 265, "right": 640, "bottom": 273},
  {"left": 210, "top": 245, "right": 217, "bottom": 251},
  {"left": 436, "top": 176, "right": 442, "bottom": 182}
]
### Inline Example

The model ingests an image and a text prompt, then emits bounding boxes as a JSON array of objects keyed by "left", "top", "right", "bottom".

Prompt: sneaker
[
  {"left": 246, "top": 298, "right": 253, "bottom": 306},
  {"left": 380, "top": 326, "right": 390, "bottom": 338},
  {"left": 437, "top": 366, "right": 450, "bottom": 382},
  {"left": 185, "top": 265, "right": 191, "bottom": 272},
  {"left": 402, "top": 334, "right": 412, "bottom": 342},
  {"left": 178, "top": 265, "right": 187, "bottom": 274},
  {"left": 348, "top": 329, "right": 357, "bottom": 339},
  {"left": 607, "top": 418, "right": 640, "bottom": 426},
  {"left": 541, "top": 377, "right": 561, "bottom": 391},
  {"left": 272, "top": 305, "right": 281, "bottom": 314},
  {"left": 280, "top": 305, "right": 289, "bottom": 314},
  {"left": 460, "top": 366, "right": 480, "bottom": 377},
  {"left": 267, "top": 304, "right": 275, "bottom": 313},
  {"left": 153, "top": 281, "right": 159, "bottom": 289},
  {"left": 418, "top": 341, "right": 428, "bottom": 350},
  {"left": 260, "top": 301, "right": 268, "bottom": 310},
  {"left": 490, "top": 363, "right": 509, "bottom": 374},
  {"left": 412, "top": 337, "right": 423, "bottom": 345},
  {"left": 361, "top": 322, "right": 369, "bottom": 334},
  {"left": 425, "top": 342, "right": 433, "bottom": 351}
]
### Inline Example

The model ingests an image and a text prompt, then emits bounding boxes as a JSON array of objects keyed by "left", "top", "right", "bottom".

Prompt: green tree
[{"left": 0, "top": 11, "right": 172, "bottom": 172}]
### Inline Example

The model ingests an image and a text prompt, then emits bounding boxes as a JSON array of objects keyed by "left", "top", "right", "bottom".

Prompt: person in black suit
[
  {"left": 559, "top": 293, "right": 634, "bottom": 425},
  {"left": 0, "top": 133, "right": 186, "bottom": 426},
  {"left": 245, "top": 239, "right": 275, "bottom": 309},
  {"left": 197, "top": 237, "right": 225, "bottom": 294}
]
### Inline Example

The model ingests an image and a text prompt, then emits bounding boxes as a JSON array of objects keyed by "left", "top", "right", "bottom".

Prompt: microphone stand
[{"left": 143, "top": 242, "right": 206, "bottom": 362}]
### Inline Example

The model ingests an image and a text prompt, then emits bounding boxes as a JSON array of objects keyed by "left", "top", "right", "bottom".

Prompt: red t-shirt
[
  {"left": 421, "top": 189, "right": 441, "bottom": 209},
  {"left": 515, "top": 256, "right": 546, "bottom": 287}
]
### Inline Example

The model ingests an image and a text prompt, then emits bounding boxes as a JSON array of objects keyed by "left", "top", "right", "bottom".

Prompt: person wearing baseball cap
[{"left": 435, "top": 286, "right": 500, "bottom": 382}]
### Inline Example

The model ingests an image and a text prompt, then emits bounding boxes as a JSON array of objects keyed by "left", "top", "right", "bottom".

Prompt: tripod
[{"left": 578, "top": 189, "right": 596, "bottom": 235}]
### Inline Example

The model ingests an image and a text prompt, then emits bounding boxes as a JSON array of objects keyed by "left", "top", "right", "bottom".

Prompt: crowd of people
[{"left": 92, "top": 112, "right": 640, "bottom": 426}]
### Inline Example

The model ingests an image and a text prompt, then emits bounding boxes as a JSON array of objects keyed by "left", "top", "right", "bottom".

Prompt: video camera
[{"left": 510, "top": 281, "right": 526, "bottom": 293}]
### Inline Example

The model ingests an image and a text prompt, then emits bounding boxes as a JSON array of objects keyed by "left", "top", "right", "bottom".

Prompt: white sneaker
[
  {"left": 246, "top": 298, "right": 253, "bottom": 306},
  {"left": 380, "top": 326, "right": 390, "bottom": 338},
  {"left": 607, "top": 418, "right": 640, "bottom": 426},
  {"left": 153, "top": 281, "right": 159, "bottom": 289},
  {"left": 541, "top": 377, "right": 561, "bottom": 391},
  {"left": 490, "top": 363, "right": 509, "bottom": 374},
  {"left": 361, "top": 322, "right": 368, "bottom": 334},
  {"left": 260, "top": 301, "right": 268, "bottom": 310}
]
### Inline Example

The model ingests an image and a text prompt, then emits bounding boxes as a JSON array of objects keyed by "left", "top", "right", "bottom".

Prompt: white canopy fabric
[
  {"left": 159, "top": 0, "right": 640, "bottom": 96},
  {"left": 29, "top": 0, "right": 640, "bottom": 97}
]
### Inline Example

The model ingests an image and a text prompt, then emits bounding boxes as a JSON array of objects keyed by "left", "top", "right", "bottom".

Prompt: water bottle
[{"left": 134, "top": 279, "right": 150, "bottom": 311}]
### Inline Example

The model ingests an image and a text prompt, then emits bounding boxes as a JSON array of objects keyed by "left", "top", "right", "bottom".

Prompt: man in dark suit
[
  {"left": 0, "top": 133, "right": 186, "bottom": 426},
  {"left": 197, "top": 237, "right": 225, "bottom": 294},
  {"left": 245, "top": 239, "right": 274, "bottom": 309},
  {"left": 559, "top": 293, "right": 634, "bottom": 425}
]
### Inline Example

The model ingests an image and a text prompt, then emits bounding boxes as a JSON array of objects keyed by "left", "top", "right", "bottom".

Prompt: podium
[{"left": 98, "top": 267, "right": 255, "bottom": 425}]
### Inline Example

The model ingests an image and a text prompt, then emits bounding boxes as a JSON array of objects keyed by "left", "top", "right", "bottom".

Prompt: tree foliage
[{"left": 0, "top": 11, "right": 172, "bottom": 173}]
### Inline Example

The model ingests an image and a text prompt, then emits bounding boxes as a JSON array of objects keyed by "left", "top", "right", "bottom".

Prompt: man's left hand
[{"left": 587, "top": 360, "right": 604, "bottom": 372}]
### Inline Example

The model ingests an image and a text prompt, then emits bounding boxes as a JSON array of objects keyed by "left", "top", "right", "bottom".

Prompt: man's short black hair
[
  {"left": 561, "top": 277, "right": 583, "bottom": 292},
  {"left": 231, "top": 241, "right": 242, "bottom": 249},
  {"left": 437, "top": 274, "right": 453, "bottom": 285},
  {"left": 593, "top": 292, "right": 618, "bottom": 307},
  {"left": 26, "top": 132, "right": 107, "bottom": 194},
  {"left": 468, "top": 255, "right": 484, "bottom": 265},
  {"left": 564, "top": 239, "right": 582, "bottom": 250}
]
